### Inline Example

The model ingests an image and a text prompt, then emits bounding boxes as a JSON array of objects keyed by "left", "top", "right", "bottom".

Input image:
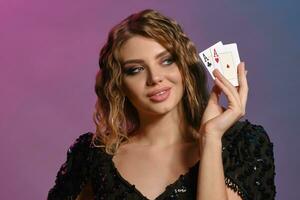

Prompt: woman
[{"left": 48, "top": 9, "right": 276, "bottom": 200}]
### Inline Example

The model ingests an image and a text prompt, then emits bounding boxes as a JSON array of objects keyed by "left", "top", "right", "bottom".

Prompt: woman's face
[{"left": 119, "top": 36, "right": 184, "bottom": 117}]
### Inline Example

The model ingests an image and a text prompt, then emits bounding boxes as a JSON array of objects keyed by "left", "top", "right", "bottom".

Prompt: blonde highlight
[{"left": 92, "top": 9, "right": 209, "bottom": 155}]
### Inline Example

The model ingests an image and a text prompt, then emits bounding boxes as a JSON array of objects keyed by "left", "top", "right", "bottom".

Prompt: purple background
[{"left": 1, "top": 0, "right": 298, "bottom": 199}]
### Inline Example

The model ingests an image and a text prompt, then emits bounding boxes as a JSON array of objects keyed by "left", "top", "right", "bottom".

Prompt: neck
[{"left": 130, "top": 104, "right": 195, "bottom": 147}]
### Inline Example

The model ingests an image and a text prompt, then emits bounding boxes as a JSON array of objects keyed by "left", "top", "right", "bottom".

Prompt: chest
[{"left": 110, "top": 144, "right": 200, "bottom": 200}]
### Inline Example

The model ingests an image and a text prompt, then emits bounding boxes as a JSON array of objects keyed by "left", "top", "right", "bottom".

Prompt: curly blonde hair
[{"left": 92, "top": 9, "right": 209, "bottom": 155}]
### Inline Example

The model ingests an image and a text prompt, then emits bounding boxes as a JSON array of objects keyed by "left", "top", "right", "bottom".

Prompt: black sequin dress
[{"left": 48, "top": 119, "right": 276, "bottom": 200}]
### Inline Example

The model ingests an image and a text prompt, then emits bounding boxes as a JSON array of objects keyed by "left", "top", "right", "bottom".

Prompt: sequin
[{"left": 48, "top": 119, "right": 276, "bottom": 200}]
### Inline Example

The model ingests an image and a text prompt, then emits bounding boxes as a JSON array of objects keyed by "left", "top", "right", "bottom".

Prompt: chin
[{"left": 143, "top": 101, "right": 181, "bottom": 116}]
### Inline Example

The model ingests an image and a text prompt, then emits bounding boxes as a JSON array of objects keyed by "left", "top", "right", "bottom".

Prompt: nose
[{"left": 146, "top": 67, "right": 164, "bottom": 86}]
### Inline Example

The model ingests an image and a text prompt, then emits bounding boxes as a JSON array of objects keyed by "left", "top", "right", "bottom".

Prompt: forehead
[{"left": 119, "top": 36, "right": 168, "bottom": 61}]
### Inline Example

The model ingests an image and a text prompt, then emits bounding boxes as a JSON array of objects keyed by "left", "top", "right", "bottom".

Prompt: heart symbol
[{"left": 215, "top": 58, "right": 219, "bottom": 63}]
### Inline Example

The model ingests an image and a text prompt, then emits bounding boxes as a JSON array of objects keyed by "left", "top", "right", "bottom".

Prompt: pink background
[{"left": 1, "top": 0, "right": 298, "bottom": 199}]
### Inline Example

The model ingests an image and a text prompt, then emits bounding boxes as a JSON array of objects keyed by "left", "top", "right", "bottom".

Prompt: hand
[{"left": 199, "top": 62, "right": 248, "bottom": 141}]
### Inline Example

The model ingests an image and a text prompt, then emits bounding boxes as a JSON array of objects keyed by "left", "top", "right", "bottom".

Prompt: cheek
[
  {"left": 122, "top": 79, "right": 143, "bottom": 100},
  {"left": 169, "top": 69, "right": 185, "bottom": 97},
  {"left": 168, "top": 68, "right": 183, "bottom": 85}
]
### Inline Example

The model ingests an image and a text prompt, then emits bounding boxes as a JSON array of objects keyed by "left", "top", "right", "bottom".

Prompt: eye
[
  {"left": 123, "top": 66, "right": 144, "bottom": 75},
  {"left": 162, "top": 57, "right": 174, "bottom": 65}
]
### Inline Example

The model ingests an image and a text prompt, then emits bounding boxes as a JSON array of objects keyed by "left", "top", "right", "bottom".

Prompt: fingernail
[{"left": 245, "top": 70, "right": 248, "bottom": 76}]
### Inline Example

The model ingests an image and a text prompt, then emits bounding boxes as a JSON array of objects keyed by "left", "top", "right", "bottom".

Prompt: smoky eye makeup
[
  {"left": 121, "top": 54, "right": 175, "bottom": 76},
  {"left": 122, "top": 65, "right": 144, "bottom": 75},
  {"left": 161, "top": 56, "right": 174, "bottom": 65}
]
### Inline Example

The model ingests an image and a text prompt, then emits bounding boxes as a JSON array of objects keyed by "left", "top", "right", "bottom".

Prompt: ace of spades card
[
  {"left": 200, "top": 42, "right": 241, "bottom": 86},
  {"left": 199, "top": 41, "right": 224, "bottom": 80}
]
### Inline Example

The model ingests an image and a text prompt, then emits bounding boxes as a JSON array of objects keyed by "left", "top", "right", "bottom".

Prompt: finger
[
  {"left": 208, "top": 85, "right": 221, "bottom": 105},
  {"left": 215, "top": 106, "right": 244, "bottom": 131},
  {"left": 237, "top": 62, "right": 249, "bottom": 108},
  {"left": 213, "top": 69, "right": 240, "bottom": 103},
  {"left": 214, "top": 77, "right": 240, "bottom": 107}
]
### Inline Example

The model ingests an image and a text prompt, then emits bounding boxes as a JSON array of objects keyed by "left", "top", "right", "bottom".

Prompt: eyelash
[
  {"left": 123, "top": 57, "right": 174, "bottom": 76},
  {"left": 162, "top": 57, "right": 174, "bottom": 65}
]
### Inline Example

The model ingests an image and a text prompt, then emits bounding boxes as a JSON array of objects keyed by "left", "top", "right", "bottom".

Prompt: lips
[
  {"left": 146, "top": 87, "right": 171, "bottom": 97},
  {"left": 147, "top": 87, "right": 172, "bottom": 103}
]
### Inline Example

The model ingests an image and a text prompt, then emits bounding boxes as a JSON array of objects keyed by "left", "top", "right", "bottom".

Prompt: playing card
[
  {"left": 216, "top": 43, "right": 240, "bottom": 86},
  {"left": 199, "top": 41, "right": 224, "bottom": 80}
]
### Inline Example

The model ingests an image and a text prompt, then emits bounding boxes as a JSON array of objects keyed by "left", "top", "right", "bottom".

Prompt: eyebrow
[{"left": 122, "top": 50, "right": 170, "bottom": 66}]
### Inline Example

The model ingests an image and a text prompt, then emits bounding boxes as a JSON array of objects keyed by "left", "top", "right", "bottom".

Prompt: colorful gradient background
[{"left": 1, "top": 0, "right": 299, "bottom": 199}]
